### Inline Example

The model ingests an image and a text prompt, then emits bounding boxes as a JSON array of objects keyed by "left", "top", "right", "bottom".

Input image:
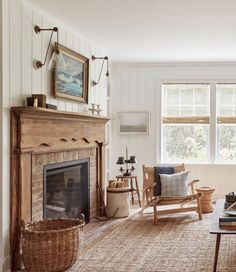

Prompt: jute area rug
[{"left": 69, "top": 212, "right": 236, "bottom": 272}]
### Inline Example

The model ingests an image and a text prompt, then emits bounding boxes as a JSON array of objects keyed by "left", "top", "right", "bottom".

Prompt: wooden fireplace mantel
[
  {"left": 11, "top": 106, "right": 110, "bottom": 153},
  {"left": 10, "top": 106, "right": 110, "bottom": 271}
]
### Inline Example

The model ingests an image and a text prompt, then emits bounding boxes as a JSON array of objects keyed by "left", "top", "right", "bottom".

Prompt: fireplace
[
  {"left": 44, "top": 159, "right": 90, "bottom": 223},
  {"left": 10, "top": 107, "right": 109, "bottom": 271}
]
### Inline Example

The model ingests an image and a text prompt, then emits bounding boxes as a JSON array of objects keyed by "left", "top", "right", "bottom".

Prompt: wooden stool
[
  {"left": 116, "top": 175, "right": 141, "bottom": 207},
  {"left": 195, "top": 186, "right": 215, "bottom": 213}
]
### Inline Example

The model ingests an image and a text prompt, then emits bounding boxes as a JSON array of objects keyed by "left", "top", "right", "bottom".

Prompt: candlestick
[{"left": 116, "top": 148, "right": 137, "bottom": 176}]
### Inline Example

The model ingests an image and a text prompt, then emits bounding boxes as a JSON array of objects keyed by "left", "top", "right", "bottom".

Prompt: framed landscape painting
[
  {"left": 53, "top": 43, "right": 89, "bottom": 103},
  {"left": 118, "top": 111, "right": 150, "bottom": 135}
]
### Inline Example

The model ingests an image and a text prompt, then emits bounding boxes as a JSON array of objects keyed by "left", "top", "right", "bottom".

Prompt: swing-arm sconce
[
  {"left": 91, "top": 55, "right": 109, "bottom": 86},
  {"left": 33, "top": 25, "right": 65, "bottom": 70}
]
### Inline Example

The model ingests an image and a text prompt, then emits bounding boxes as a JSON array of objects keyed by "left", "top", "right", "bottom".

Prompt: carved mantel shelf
[
  {"left": 10, "top": 106, "right": 110, "bottom": 271},
  {"left": 11, "top": 106, "right": 110, "bottom": 153}
]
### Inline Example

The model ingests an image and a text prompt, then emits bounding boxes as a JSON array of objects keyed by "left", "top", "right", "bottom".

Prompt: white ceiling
[{"left": 29, "top": 0, "right": 236, "bottom": 62}]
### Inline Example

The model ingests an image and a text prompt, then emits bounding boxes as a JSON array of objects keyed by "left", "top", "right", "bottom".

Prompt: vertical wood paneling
[
  {"left": 41, "top": 16, "right": 52, "bottom": 102},
  {"left": 21, "top": 4, "right": 32, "bottom": 103},
  {"left": 111, "top": 63, "right": 236, "bottom": 197},
  {"left": 9, "top": 0, "right": 22, "bottom": 105},
  {"left": 31, "top": 11, "right": 42, "bottom": 92},
  {"left": 2, "top": 1, "right": 109, "bottom": 270},
  {"left": 2, "top": 0, "right": 11, "bottom": 269}
]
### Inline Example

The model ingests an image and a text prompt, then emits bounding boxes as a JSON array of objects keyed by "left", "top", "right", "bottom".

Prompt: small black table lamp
[{"left": 116, "top": 147, "right": 137, "bottom": 176}]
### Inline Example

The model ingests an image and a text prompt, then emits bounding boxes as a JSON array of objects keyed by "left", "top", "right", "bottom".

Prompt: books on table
[
  {"left": 219, "top": 214, "right": 236, "bottom": 230},
  {"left": 219, "top": 217, "right": 236, "bottom": 226},
  {"left": 219, "top": 199, "right": 236, "bottom": 229}
]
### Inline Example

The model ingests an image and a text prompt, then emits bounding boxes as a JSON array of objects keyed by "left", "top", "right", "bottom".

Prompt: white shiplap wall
[
  {"left": 1, "top": 0, "right": 109, "bottom": 270},
  {"left": 0, "top": 0, "right": 4, "bottom": 270},
  {"left": 110, "top": 63, "right": 236, "bottom": 200}
]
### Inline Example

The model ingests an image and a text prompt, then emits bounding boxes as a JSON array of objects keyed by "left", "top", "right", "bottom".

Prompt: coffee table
[{"left": 209, "top": 199, "right": 236, "bottom": 272}]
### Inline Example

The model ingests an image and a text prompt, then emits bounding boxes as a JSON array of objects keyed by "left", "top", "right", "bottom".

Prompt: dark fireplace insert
[{"left": 43, "top": 158, "right": 90, "bottom": 223}]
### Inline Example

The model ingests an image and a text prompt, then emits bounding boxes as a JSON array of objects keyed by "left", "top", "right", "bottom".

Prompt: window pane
[
  {"left": 217, "top": 84, "right": 236, "bottom": 116},
  {"left": 181, "top": 88, "right": 193, "bottom": 105},
  {"left": 166, "top": 88, "right": 179, "bottom": 105},
  {"left": 162, "top": 125, "right": 209, "bottom": 163},
  {"left": 195, "top": 87, "right": 208, "bottom": 105},
  {"left": 180, "top": 106, "right": 193, "bottom": 116},
  {"left": 195, "top": 106, "right": 208, "bottom": 115},
  {"left": 217, "top": 125, "right": 236, "bottom": 162},
  {"left": 166, "top": 106, "right": 179, "bottom": 116},
  {"left": 220, "top": 88, "right": 233, "bottom": 105},
  {"left": 219, "top": 106, "right": 234, "bottom": 116},
  {"left": 163, "top": 84, "right": 210, "bottom": 116}
]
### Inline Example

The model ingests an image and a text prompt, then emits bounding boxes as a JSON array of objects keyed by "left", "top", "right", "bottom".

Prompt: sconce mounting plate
[{"left": 34, "top": 25, "right": 41, "bottom": 34}]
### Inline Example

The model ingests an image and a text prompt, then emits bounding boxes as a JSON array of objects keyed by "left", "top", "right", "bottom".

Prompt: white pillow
[{"left": 159, "top": 171, "right": 190, "bottom": 197}]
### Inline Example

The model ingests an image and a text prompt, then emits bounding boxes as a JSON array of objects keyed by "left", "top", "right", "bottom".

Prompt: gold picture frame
[{"left": 53, "top": 43, "right": 89, "bottom": 103}]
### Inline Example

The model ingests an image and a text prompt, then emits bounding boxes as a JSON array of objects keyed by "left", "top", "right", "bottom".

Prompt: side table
[
  {"left": 196, "top": 186, "right": 215, "bottom": 213},
  {"left": 116, "top": 175, "right": 141, "bottom": 207}
]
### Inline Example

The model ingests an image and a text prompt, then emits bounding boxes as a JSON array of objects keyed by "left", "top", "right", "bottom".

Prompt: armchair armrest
[
  {"left": 142, "top": 183, "right": 156, "bottom": 206},
  {"left": 142, "top": 183, "right": 156, "bottom": 193},
  {"left": 188, "top": 179, "right": 200, "bottom": 194}
]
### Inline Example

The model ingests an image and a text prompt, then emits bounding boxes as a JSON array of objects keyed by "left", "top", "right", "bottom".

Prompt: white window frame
[{"left": 158, "top": 79, "right": 236, "bottom": 165}]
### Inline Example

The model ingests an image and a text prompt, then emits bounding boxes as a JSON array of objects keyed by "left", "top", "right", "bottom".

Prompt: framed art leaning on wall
[
  {"left": 53, "top": 43, "right": 89, "bottom": 103},
  {"left": 118, "top": 111, "right": 150, "bottom": 135}
]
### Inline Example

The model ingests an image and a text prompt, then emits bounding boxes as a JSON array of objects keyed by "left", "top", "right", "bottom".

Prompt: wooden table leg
[
  {"left": 130, "top": 178, "right": 134, "bottom": 205},
  {"left": 213, "top": 234, "right": 221, "bottom": 272},
  {"left": 134, "top": 177, "right": 142, "bottom": 207},
  {"left": 153, "top": 200, "right": 157, "bottom": 225}
]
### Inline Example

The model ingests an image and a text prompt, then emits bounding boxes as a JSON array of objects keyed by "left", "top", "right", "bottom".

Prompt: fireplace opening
[{"left": 43, "top": 158, "right": 90, "bottom": 223}]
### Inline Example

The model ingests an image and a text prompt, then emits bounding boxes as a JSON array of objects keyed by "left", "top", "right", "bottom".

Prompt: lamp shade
[
  {"left": 48, "top": 50, "right": 66, "bottom": 71},
  {"left": 116, "top": 157, "right": 125, "bottom": 165},
  {"left": 129, "top": 156, "right": 137, "bottom": 164}
]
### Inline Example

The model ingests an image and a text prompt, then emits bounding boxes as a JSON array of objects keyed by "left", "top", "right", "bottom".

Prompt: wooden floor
[{"left": 81, "top": 204, "right": 141, "bottom": 254}]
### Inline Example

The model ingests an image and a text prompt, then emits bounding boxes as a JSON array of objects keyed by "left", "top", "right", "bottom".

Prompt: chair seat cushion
[
  {"left": 159, "top": 171, "right": 190, "bottom": 197},
  {"left": 154, "top": 166, "right": 175, "bottom": 196}
]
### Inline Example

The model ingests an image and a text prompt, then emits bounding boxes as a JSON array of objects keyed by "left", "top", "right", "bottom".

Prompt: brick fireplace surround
[{"left": 10, "top": 107, "right": 109, "bottom": 271}]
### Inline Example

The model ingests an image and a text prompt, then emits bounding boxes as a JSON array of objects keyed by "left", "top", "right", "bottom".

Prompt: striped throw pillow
[{"left": 159, "top": 171, "right": 190, "bottom": 197}]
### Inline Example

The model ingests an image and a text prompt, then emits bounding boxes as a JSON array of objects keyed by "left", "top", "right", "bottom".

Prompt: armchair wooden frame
[{"left": 142, "top": 165, "right": 202, "bottom": 225}]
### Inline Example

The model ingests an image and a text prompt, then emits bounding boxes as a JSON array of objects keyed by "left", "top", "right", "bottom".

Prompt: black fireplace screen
[{"left": 43, "top": 159, "right": 90, "bottom": 222}]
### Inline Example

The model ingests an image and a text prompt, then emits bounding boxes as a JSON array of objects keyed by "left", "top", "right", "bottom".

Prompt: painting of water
[
  {"left": 53, "top": 43, "right": 89, "bottom": 103},
  {"left": 118, "top": 111, "right": 150, "bottom": 134}
]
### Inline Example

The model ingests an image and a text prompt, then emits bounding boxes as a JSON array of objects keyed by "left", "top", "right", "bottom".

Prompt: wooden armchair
[{"left": 142, "top": 164, "right": 202, "bottom": 225}]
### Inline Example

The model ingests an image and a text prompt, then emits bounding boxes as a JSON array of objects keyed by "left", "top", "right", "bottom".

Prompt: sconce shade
[
  {"left": 48, "top": 50, "right": 66, "bottom": 71},
  {"left": 129, "top": 156, "right": 137, "bottom": 164},
  {"left": 116, "top": 157, "right": 125, "bottom": 165}
]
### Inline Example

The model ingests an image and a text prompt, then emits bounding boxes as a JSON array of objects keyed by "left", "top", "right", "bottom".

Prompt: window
[
  {"left": 162, "top": 84, "right": 210, "bottom": 163},
  {"left": 217, "top": 84, "right": 236, "bottom": 163}
]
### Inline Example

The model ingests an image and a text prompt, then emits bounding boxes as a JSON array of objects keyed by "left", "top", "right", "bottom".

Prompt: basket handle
[{"left": 80, "top": 213, "right": 85, "bottom": 223}]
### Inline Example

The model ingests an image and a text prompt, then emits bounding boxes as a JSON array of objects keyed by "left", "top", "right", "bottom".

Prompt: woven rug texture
[{"left": 69, "top": 213, "right": 236, "bottom": 272}]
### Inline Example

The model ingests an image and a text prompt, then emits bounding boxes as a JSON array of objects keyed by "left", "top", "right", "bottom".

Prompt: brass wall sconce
[
  {"left": 33, "top": 25, "right": 66, "bottom": 70},
  {"left": 91, "top": 55, "right": 109, "bottom": 86}
]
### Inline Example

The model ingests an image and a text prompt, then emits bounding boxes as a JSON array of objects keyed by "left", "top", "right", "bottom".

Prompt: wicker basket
[{"left": 22, "top": 215, "right": 85, "bottom": 272}]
